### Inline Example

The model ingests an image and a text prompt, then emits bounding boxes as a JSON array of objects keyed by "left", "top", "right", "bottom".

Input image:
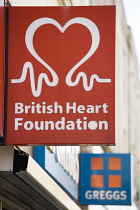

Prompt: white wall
[{"left": 89, "top": 205, "right": 138, "bottom": 210}]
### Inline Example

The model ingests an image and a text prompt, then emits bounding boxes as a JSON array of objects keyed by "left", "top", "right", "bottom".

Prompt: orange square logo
[
  {"left": 91, "top": 157, "right": 103, "bottom": 170},
  {"left": 108, "top": 175, "right": 121, "bottom": 188},
  {"left": 90, "top": 175, "right": 104, "bottom": 188},
  {"left": 109, "top": 158, "right": 121, "bottom": 170}
]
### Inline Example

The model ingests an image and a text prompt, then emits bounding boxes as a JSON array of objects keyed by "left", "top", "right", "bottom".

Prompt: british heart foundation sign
[{"left": 6, "top": 6, "right": 116, "bottom": 145}]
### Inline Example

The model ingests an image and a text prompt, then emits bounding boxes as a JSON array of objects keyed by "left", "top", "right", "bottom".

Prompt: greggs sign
[
  {"left": 6, "top": 6, "right": 115, "bottom": 145},
  {"left": 79, "top": 154, "right": 132, "bottom": 205}
]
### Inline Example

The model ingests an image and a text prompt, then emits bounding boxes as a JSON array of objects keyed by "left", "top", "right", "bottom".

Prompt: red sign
[
  {"left": 6, "top": 6, "right": 115, "bottom": 145},
  {"left": 0, "top": 0, "right": 5, "bottom": 138}
]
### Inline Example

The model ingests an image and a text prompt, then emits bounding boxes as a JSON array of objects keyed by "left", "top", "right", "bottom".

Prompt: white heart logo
[{"left": 11, "top": 17, "right": 111, "bottom": 97}]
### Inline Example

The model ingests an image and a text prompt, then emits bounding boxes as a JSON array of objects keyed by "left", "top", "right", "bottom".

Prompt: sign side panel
[{"left": 0, "top": 0, "right": 5, "bottom": 139}]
